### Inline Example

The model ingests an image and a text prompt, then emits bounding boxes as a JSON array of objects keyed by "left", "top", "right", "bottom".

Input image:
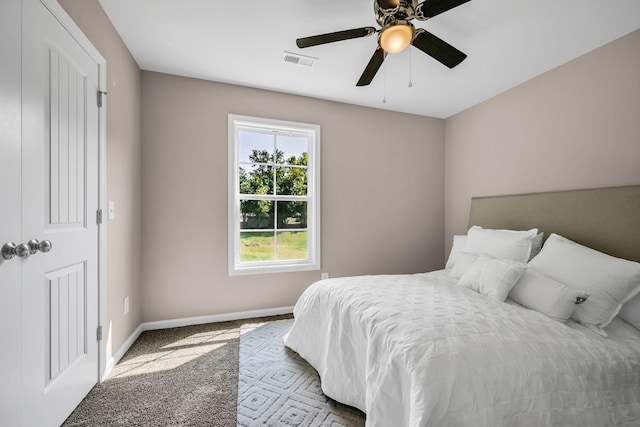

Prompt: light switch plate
[{"left": 108, "top": 201, "right": 115, "bottom": 220}]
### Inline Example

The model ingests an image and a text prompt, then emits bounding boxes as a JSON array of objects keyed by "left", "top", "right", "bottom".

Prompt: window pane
[
  {"left": 239, "top": 164, "right": 274, "bottom": 195},
  {"left": 275, "top": 166, "right": 307, "bottom": 196},
  {"left": 238, "top": 131, "right": 273, "bottom": 164},
  {"left": 240, "top": 200, "right": 274, "bottom": 229},
  {"left": 276, "top": 231, "right": 308, "bottom": 260},
  {"left": 276, "top": 135, "right": 308, "bottom": 166},
  {"left": 240, "top": 231, "right": 275, "bottom": 262},
  {"left": 277, "top": 201, "right": 307, "bottom": 229}
]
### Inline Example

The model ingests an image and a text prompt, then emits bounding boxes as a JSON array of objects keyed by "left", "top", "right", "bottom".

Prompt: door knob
[
  {"left": 28, "top": 239, "right": 53, "bottom": 254},
  {"left": 28, "top": 239, "right": 39, "bottom": 255},
  {"left": 39, "top": 240, "right": 52, "bottom": 253},
  {"left": 2, "top": 242, "right": 31, "bottom": 260},
  {"left": 2, "top": 242, "right": 17, "bottom": 260},
  {"left": 2, "top": 240, "right": 52, "bottom": 260}
]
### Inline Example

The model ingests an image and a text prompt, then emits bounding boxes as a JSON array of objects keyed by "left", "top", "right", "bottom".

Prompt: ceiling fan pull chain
[{"left": 408, "top": 47, "right": 413, "bottom": 88}]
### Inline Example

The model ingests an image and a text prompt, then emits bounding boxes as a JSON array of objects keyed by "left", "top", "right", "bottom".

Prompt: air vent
[{"left": 283, "top": 51, "right": 317, "bottom": 67}]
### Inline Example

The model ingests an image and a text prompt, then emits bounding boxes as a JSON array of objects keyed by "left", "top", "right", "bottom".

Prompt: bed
[{"left": 284, "top": 186, "right": 640, "bottom": 426}]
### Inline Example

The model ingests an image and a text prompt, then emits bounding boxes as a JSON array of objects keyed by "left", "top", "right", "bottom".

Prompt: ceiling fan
[{"left": 296, "top": 0, "right": 471, "bottom": 86}]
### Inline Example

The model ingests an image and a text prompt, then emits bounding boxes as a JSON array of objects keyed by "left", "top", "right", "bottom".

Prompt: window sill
[{"left": 229, "top": 262, "right": 320, "bottom": 276}]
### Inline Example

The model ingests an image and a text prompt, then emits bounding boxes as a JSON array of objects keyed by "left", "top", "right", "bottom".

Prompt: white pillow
[
  {"left": 509, "top": 269, "right": 590, "bottom": 322},
  {"left": 449, "top": 252, "right": 483, "bottom": 279},
  {"left": 458, "top": 257, "right": 527, "bottom": 301},
  {"left": 466, "top": 226, "right": 538, "bottom": 263},
  {"left": 447, "top": 231, "right": 542, "bottom": 268},
  {"left": 619, "top": 294, "right": 640, "bottom": 331},
  {"left": 528, "top": 233, "right": 640, "bottom": 329},
  {"left": 529, "top": 232, "right": 544, "bottom": 261},
  {"left": 445, "top": 235, "right": 467, "bottom": 269}
]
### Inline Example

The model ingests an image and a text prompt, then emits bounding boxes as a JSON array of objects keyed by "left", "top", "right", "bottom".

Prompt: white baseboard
[
  {"left": 101, "top": 306, "right": 294, "bottom": 381},
  {"left": 141, "top": 306, "right": 294, "bottom": 331},
  {"left": 102, "top": 323, "right": 144, "bottom": 381}
]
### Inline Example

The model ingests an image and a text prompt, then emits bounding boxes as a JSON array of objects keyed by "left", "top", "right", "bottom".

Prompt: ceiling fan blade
[
  {"left": 296, "top": 27, "right": 377, "bottom": 48},
  {"left": 416, "top": 0, "right": 471, "bottom": 19},
  {"left": 356, "top": 47, "right": 387, "bottom": 87},
  {"left": 411, "top": 30, "right": 466, "bottom": 68}
]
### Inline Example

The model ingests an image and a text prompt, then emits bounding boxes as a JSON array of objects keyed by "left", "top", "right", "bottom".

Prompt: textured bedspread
[{"left": 284, "top": 271, "right": 640, "bottom": 426}]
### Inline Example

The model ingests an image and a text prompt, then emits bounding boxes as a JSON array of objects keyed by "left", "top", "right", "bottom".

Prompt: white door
[
  {"left": 0, "top": 0, "right": 24, "bottom": 424},
  {"left": 21, "top": 0, "right": 101, "bottom": 425}
]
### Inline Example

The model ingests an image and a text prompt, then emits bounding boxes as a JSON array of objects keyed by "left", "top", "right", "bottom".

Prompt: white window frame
[{"left": 228, "top": 114, "right": 321, "bottom": 275}]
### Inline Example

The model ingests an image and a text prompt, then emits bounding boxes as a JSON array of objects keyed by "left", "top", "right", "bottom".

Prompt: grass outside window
[{"left": 240, "top": 231, "right": 308, "bottom": 262}]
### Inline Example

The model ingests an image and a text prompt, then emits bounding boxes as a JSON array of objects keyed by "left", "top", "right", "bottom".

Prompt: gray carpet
[
  {"left": 62, "top": 316, "right": 364, "bottom": 426},
  {"left": 237, "top": 319, "right": 365, "bottom": 426}
]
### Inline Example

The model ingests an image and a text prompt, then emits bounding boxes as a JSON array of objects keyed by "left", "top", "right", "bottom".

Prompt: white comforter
[{"left": 284, "top": 270, "right": 640, "bottom": 426}]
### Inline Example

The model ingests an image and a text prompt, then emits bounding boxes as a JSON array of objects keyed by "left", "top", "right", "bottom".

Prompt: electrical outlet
[
  {"left": 124, "top": 296, "right": 129, "bottom": 315},
  {"left": 321, "top": 272, "right": 329, "bottom": 280}
]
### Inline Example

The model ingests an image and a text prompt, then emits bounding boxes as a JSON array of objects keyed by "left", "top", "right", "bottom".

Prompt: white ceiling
[{"left": 98, "top": 0, "right": 640, "bottom": 119}]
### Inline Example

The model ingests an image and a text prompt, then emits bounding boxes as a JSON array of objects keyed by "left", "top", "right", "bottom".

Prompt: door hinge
[
  {"left": 97, "top": 209, "right": 103, "bottom": 224},
  {"left": 97, "top": 326, "right": 103, "bottom": 341},
  {"left": 97, "top": 90, "right": 107, "bottom": 108}
]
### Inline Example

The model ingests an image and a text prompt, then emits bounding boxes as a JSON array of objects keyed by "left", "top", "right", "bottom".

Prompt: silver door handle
[
  {"left": 28, "top": 239, "right": 52, "bottom": 254},
  {"left": 2, "top": 242, "right": 30, "bottom": 260},
  {"left": 2, "top": 240, "right": 53, "bottom": 260}
]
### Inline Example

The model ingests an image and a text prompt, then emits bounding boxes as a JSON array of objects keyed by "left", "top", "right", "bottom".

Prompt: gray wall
[
  {"left": 58, "top": 0, "right": 142, "bottom": 362},
  {"left": 141, "top": 71, "right": 445, "bottom": 321},
  {"left": 445, "top": 29, "right": 640, "bottom": 255}
]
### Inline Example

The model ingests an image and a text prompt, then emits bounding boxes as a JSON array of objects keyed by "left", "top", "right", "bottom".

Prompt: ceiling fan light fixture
[{"left": 379, "top": 23, "right": 414, "bottom": 53}]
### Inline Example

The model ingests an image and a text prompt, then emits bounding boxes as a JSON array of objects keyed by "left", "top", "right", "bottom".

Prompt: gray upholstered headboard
[{"left": 468, "top": 186, "right": 640, "bottom": 263}]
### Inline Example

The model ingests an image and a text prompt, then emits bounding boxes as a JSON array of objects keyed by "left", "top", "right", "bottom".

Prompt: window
[{"left": 228, "top": 115, "right": 320, "bottom": 275}]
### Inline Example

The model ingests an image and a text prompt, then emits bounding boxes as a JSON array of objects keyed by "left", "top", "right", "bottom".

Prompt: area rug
[{"left": 237, "top": 319, "right": 365, "bottom": 427}]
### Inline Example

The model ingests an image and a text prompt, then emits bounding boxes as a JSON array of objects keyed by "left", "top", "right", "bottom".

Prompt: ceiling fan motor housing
[{"left": 375, "top": 0, "right": 420, "bottom": 27}]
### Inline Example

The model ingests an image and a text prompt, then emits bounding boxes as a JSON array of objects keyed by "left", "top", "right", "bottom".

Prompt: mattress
[{"left": 284, "top": 270, "right": 640, "bottom": 426}]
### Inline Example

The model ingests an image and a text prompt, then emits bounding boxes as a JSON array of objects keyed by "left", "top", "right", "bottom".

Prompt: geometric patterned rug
[{"left": 237, "top": 319, "right": 366, "bottom": 427}]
